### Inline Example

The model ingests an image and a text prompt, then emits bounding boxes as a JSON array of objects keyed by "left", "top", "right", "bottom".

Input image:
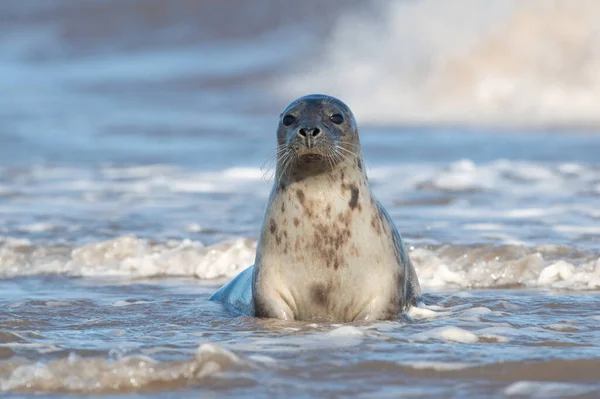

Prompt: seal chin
[{"left": 298, "top": 153, "right": 325, "bottom": 163}]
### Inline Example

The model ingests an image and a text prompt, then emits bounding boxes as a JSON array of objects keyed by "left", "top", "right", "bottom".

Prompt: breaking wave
[
  {"left": 0, "top": 343, "right": 261, "bottom": 394},
  {"left": 282, "top": 0, "right": 600, "bottom": 127},
  {"left": 1, "top": 235, "right": 598, "bottom": 290}
]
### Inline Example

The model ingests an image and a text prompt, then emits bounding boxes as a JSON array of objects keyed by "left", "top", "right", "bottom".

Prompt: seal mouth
[
  {"left": 294, "top": 145, "right": 331, "bottom": 162},
  {"left": 298, "top": 153, "right": 325, "bottom": 162}
]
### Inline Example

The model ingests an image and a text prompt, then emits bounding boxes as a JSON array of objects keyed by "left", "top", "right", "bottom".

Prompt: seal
[{"left": 210, "top": 94, "right": 421, "bottom": 322}]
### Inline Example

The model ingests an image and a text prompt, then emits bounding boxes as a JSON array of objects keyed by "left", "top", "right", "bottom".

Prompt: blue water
[{"left": 1, "top": 1, "right": 600, "bottom": 397}]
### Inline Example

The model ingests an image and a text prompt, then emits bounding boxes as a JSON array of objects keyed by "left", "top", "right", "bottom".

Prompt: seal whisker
[
  {"left": 262, "top": 145, "right": 288, "bottom": 180},
  {"left": 336, "top": 145, "right": 359, "bottom": 157},
  {"left": 276, "top": 150, "right": 296, "bottom": 183},
  {"left": 275, "top": 154, "right": 289, "bottom": 181},
  {"left": 334, "top": 146, "right": 362, "bottom": 175},
  {"left": 261, "top": 145, "right": 287, "bottom": 169},
  {"left": 334, "top": 150, "right": 356, "bottom": 175},
  {"left": 340, "top": 142, "right": 361, "bottom": 149},
  {"left": 323, "top": 150, "right": 345, "bottom": 201}
]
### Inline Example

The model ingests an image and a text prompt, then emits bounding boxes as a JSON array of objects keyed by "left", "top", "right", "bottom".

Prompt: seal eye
[
  {"left": 282, "top": 115, "right": 296, "bottom": 127},
  {"left": 330, "top": 114, "right": 344, "bottom": 125}
]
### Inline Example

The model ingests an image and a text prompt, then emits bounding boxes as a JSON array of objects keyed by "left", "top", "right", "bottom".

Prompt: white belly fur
[{"left": 253, "top": 171, "right": 406, "bottom": 322}]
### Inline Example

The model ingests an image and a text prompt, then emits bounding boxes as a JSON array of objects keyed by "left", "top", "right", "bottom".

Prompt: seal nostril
[
  {"left": 298, "top": 128, "right": 307, "bottom": 137},
  {"left": 312, "top": 128, "right": 321, "bottom": 137}
]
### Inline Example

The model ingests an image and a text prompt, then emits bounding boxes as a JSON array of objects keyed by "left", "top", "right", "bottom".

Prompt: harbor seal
[{"left": 210, "top": 94, "right": 421, "bottom": 321}]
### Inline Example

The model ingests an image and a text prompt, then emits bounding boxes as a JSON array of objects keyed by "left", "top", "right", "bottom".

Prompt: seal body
[{"left": 210, "top": 94, "right": 421, "bottom": 322}]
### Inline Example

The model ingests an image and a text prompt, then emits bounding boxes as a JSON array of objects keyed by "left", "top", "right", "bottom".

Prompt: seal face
[{"left": 210, "top": 94, "right": 421, "bottom": 322}]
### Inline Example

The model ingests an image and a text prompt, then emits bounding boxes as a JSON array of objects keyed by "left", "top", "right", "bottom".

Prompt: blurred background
[
  {"left": 2, "top": 0, "right": 600, "bottom": 165},
  {"left": 0, "top": 0, "right": 599, "bottom": 276}
]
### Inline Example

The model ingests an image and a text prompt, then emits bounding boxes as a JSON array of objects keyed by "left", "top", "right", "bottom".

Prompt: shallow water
[
  {"left": 2, "top": 278, "right": 600, "bottom": 397},
  {"left": 1, "top": 1, "right": 600, "bottom": 397}
]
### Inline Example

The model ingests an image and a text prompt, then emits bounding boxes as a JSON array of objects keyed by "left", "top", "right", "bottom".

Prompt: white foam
[
  {"left": 401, "top": 361, "right": 474, "bottom": 371},
  {"left": 1, "top": 234, "right": 599, "bottom": 290},
  {"left": 18, "top": 223, "right": 55, "bottom": 233},
  {"left": 0, "top": 343, "right": 253, "bottom": 393},
  {"left": 412, "top": 326, "right": 479, "bottom": 343},
  {"left": 414, "top": 245, "right": 600, "bottom": 290},
  {"left": 537, "top": 261, "right": 575, "bottom": 286},
  {"left": 544, "top": 324, "right": 581, "bottom": 332},
  {"left": 326, "top": 326, "right": 364, "bottom": 338},
  {"left": 111, "top": 301, "right": 147, "bottom": 307},
  {"left": 504, "top": 381, "right": 598, "bottom": 398},
  {"left": 0, "top": 236, "right": 256, "bottom": 279},
  {"left": 457, "top": 307, "right": 494, "bottom": 321},
  {"left": 185, "top": 223, "right": 203, "bottom": 233},
  {"left": 231, "top": 329, "right": 365, "bottom": 353},
  {"left": 553, "top": 225, "right": 600, "bottom": 235},
  {"left": 475, "top": 326, "right": 519, "bottom": 336},
  {"left": 407, "top": 306, "right": 449, "bottom": 320}
]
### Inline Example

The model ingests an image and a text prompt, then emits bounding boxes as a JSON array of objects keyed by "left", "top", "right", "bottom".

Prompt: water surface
[{"left": 1, "top": 1, "right": 599, "bottom": 397}]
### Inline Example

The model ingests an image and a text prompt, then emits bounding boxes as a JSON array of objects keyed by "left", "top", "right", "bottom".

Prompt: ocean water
[{"left": 1, "top": 1, "right": 600, "bottom": 397}]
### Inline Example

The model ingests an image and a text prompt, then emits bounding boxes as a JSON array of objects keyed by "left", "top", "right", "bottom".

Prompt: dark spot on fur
[
  {"left": 270, "top": 218, "right": 283, "bottom": 245},
  {"left": 295, "top": 189, "right": 315, "bottom": 218},
  {"left": 279, "top": 182, "right": 286, "bottom": 191},
  {"left": 337, "top": 211, "right": 352, "bottom": 227},
  {"left": 296, "top": 189, "right": 305, "bottom": 205},
  {"left": 311, "top": 216, "right": 352, "bottom": 270},
  {"left": 281, "top": 202, "right": 285, "bottom": 213},
  {"left": 356, "top": 159, "right": 362, "bottom": 171},
  {"left": 283, "top": 240, "right": 289, "bottom": 254},
  {"left": 293, "top": 217, "right": 300, "bottom": 227},
  {"left": 349, "top": 184, "right": 359, "bottom": 210},
  {"left": 325, "top": 204, "right": 332, "bottom": 218},
  {"left": 371, "top": 213, "right": 382, "bottom": 235},
  {"left": 310, "top": 282, "right": 331, "bottom": 307}
]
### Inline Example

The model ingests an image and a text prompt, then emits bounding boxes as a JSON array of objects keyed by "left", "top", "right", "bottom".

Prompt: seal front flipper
[{"left": 209, "top": 265, "right": 255, "bottom": 316}]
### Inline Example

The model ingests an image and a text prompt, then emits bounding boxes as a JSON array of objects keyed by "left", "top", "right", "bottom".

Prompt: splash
[
  {"left": 281, "top": 0, "right": 600, "bottom": 126},
  {"left": 1, "top": 235, "right": 598, "bottom": 290}
]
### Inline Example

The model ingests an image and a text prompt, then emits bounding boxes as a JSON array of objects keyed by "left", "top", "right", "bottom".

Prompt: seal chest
[{"left": 255, "top": 171, "right": 406, "bottom": 321}]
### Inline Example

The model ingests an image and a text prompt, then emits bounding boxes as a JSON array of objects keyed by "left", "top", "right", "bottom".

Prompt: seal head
[{"left": 275, "top": 94, "right": 360, "bottom": 183}]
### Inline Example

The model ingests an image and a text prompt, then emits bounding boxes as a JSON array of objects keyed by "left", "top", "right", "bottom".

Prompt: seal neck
[{"left": 276, "top": 157, "right": 367, "bottom": 190}]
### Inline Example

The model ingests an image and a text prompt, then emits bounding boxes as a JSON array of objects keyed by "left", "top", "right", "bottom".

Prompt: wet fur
[{"left": 211, "top": 94, "right": 421, "bottom": 322}]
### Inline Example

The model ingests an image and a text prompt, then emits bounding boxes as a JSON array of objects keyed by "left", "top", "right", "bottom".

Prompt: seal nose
[{"left": 297, "top": 127, "right": 322, "bottom": 139}]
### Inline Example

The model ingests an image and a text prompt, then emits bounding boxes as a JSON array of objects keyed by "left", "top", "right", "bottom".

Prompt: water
[{"left": 1, "top": 1, "right": 600, "bottom": 397}]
